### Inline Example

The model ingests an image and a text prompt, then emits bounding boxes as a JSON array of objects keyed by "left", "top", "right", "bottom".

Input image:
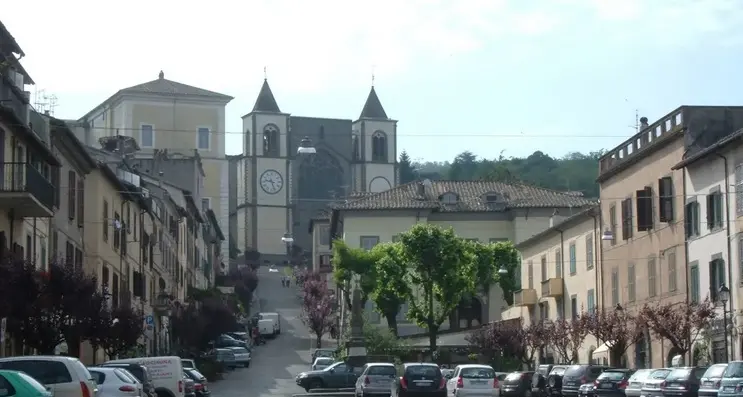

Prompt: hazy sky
[{"left": 5, "top": 0, "right": 743, "bottom": 162}]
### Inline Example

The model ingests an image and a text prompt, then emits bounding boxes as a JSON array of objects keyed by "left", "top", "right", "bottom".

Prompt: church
[{"left": 228, "top": 79, "right": 398, "bottom": 265}]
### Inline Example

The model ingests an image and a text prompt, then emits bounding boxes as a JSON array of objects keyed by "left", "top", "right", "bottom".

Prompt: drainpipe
[
  {"left": 716, "top": 153, "right": 735, "bottom": 360},
  {"left": 555, "top": 227, "right": 566, "bottom": 318},
  {"left": 682, "top": 167, "right": 692, "bottom": 365}
]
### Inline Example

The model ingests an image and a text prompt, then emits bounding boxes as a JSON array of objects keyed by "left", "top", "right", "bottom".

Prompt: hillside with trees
[{"left": 398, "top": 150, "right": 604, "bottom": 198}]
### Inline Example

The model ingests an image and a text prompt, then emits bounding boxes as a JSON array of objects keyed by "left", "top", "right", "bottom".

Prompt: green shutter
[{"left": 690, "top": 264, "right": 700, "bottom": 303}]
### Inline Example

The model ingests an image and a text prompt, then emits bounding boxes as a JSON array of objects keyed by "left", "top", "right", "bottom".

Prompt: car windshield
[
  {"left": 368, "top": 366, "right": 396, "bottom": 376},
  {"left": 598, "top": 371, "right": 627, "bottom": 381},
  {"left": 629, "top": 370, "right": 652, "bottom": 382},
  {"left": 704, "top": 365, "right": 727, "bottom": 378},
  {"left": 565, "top": 365, "right": 587, "bottom": 376},
  {"left": 316, "top": 358, "right": 333, "bottom": 365},
  {"left": 406, "top": 366, "right": 440, "bottom": 377},
  {"left": 461, "top": 367, "right": 495, "bottom": 379},
  {"left": 505, "top": 373, "right": 524, "bottom": 381},
  {"left": 666, "top": 369, "right": 692, "bottom": 380},
  {"left": 724, "top": 363, "right": 743, "bottom": 378},
  {"left": 551, "top": 368, "right": 567, "bottom": 376},
  {"left": 650, "top": 369, "right": 671, "bottom": 379}
]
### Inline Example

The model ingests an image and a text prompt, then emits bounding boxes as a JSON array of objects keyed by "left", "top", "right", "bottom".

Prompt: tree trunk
[
  {"left": 68, "top": 336, "right": 81, "bottom": 358},
  {"left": 91, "top": 345, "right": 99, "bottom": 364},
  {"left": 385, "top": 315, "right": 399, "bottom": 337},
  {"left": 316, "top": 334, "right": 322, "bottom": 348},
  {"left": 428, "top": 322, "right": 439, "bottom": 352}
]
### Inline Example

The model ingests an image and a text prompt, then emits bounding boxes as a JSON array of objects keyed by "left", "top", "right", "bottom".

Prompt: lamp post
[{"left": 720, "top": 283, "right": 731, "bottom": 362}]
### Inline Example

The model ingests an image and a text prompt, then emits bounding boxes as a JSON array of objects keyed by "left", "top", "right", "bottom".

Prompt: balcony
[
  {"left": 513, "top": 288, "right": 537, "bottom": 307},
  {"left": 541, "top": 278, "right": 564, "bottom": 298},
  {"left": 0, "top": 162, "right": 54, "bottom": 217},
  {"left": 0, "top": 69, "right": 29, "bottom": 126}
]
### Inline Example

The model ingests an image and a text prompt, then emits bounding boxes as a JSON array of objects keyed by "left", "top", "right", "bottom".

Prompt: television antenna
[{"left": 33, "top": 89, "right": 58, "bottom": 116}]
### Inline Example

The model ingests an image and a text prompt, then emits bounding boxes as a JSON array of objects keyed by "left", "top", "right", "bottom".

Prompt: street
[{"left": 209, "top": 266, "right": 335, "bottom": 397}]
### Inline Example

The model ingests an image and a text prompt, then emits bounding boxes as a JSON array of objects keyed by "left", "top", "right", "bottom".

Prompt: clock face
[{"left": 260, "top": 169, "right": 284, "bottom": 194}]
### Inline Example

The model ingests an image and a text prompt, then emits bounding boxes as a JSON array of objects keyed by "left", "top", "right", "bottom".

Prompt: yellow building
[
  {"left": 327, "top": 180, "right": 594, "bottom": 337},
  {"left": 504, "top": 206, "right": 600, "bottom": 364}
]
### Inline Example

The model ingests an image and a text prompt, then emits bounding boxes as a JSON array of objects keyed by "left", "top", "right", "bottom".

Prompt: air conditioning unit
[{"left": 141, "top": 187, "right": 150, "bottom": 198}]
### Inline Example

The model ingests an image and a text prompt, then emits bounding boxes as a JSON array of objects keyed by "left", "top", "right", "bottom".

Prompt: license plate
[
  {"left": 704, "top": 382, "right": 713, "bottom": 387},
  {"left": 414, "top": 380, "right": 432, "bottom": 385},
  {"left": 473, "top": 380, "right": 487, "bottom": 385},
  {"left": 601, "top": 383, "right": 612, "bottom": 388},
  {"left": 725, "top": 387, "right": 736, "bottom": 392}
]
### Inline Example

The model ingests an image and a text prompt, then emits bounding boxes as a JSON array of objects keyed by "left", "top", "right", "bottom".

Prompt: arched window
[
  {"left": 371, "top": 131, "right": 387, "bottom": 162},
  {"left": 352, "top": 135, "right": 360, "bottom": 160},
  {"left": 263, "top": 124, "right": 279, "bottom": 156}
]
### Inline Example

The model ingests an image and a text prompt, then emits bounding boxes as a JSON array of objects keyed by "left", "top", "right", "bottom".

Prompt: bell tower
[{"left": 351, "top": 86, "right": 397, "bottom": 192}]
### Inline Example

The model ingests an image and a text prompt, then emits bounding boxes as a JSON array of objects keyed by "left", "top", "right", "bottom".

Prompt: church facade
[{"left": 229, "top": 79, "right": 398, "bottom": 264}]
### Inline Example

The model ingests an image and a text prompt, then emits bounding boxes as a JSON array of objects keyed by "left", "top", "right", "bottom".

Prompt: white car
[
  {"left": 88, "top": 367, "right": 144, "bottom": 397},
  {"left": 312, "top": 357, "right": 334, "bottom": 371},
  {"left": 105, "top": 356, "right": 185, "bottom": 397},
  {"left": 227, "top": 347, "right": 251, "bottom": 367},
  {"left": 446, "top": 364, "right": 499, "bottom": 397},
  {"left": 269, "top": 266, "right": 279, "bottom": 273},
  {"left": 0, "top": 356, "right": 98, "bottom": 397}
]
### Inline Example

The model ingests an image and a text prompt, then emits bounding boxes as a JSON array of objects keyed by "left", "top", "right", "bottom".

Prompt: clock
[{"left": 260, "top": 169, "right": 283, "bottom": 194}]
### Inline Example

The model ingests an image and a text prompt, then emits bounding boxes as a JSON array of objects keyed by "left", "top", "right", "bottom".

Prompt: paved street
[{"left": 210, "top": 266, "right": 336, "bottom": 397}]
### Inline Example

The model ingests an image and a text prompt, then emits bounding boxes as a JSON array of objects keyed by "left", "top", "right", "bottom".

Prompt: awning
[{"left": 593, "top": 342, "right": 612, "bottom": 355}]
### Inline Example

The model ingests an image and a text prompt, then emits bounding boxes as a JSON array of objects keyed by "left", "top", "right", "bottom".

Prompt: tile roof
[
  {"left": 331, "top": 180, "right": 596, "bottom": 212},
  {"left": 119, "top": 71, "right": 233, "bottom": 101},
  {"left": 358, "top": 86, "right": 388, "bottom": 119}
]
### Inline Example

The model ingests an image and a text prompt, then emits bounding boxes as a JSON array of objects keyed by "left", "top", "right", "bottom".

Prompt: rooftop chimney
[
  {"left": 640, "top": 116, "right": 649, "bottom": 130},
  {"left": 416, "top": 181, "right": 425, "bottom": 197}
]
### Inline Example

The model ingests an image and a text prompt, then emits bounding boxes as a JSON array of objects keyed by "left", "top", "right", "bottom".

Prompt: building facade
[
  {"left": 72, "top": 71, "right": 233, "bottom": 262},
  {"left": 330, "top": 179, "right": 594, "bottom": 336},
  {"left": 505, "top": 206, "right": 600, "bottom": 364},
  {"left": 233, "top": 80, "right": 397, "bottom": 264}
]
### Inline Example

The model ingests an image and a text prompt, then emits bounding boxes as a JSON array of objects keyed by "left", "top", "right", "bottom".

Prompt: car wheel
[{"left": 308, "top": 379, "right": 323, "bottom": 390}]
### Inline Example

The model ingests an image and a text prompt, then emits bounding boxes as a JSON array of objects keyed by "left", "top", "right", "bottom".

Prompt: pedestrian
[{"left": 252, "top": 325, "right": 260, "bottom": 346}]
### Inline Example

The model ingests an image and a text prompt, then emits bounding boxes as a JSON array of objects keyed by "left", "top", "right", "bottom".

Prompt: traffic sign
[{"left": 145, "top": 315, "right": 154, "bottom": 326}]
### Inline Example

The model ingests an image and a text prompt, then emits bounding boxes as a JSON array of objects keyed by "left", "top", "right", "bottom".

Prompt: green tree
[
  {"left": 473, "top": 241, "right": 521, "bottom": 306},
  {"left": 398, "top": 224, "right": 475, "bottom": 351},
  {"left": 371, "top": 242, "right": 410, "bottom": 336},
  {"left": 399, "top": 151, "right": 417, "bottom": 183},
  {"left": 332, "top": 240, "right": 378, "bottom": 310}
]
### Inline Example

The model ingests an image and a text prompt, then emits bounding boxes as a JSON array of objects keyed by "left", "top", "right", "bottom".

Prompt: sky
[{"left": 5, "top": 0, "right": 743, "bottom": 163}]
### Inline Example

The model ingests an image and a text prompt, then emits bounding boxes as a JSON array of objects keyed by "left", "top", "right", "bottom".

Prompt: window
[
  {"left": 102, "top": 265, "right": 109, "bottom": 287},
  {"left": 636, "top": 186, "right": 653, "bottom": 231},
  {"left": 201, "top": 197, "right": 211, "bottom": 212},
  {"left": 371, "top": 131, "right": 387, "bottom": 162},
  {"left": 112, "top": 273, "right": 119, "bottom": 307},
  {"left": 540, "top": 255, "right": 547, "bottom": 281},
  {"left": 709, "top": 258, "right": 725, "bottom": 302},
  {"left": 668, "top": 251, "right": 677, "bottom": 292},
  {"left": 736, "top": 163, "right": 743, "bottom": 217},
  {"left": 392, "top": 234, "right": 400, "bottom": 243},
  {"left": 686, "top": 201, "right": 701, "bottom": 238},
  {"left": 52, "top": 230, "right": 58, "bottom": 260},
  {"left": 140, "top": 124, "right": 154, "bottom": 147},
  {"left": 528, "top": 260, "right": 534, "bottom": 289},
  {"left": 570, "top": 295, "right": 578, "bottom": 319},
  {"left": 690, "top": 263, "right": 700, "bottom": 303},
  {"left": 628, "top": 263, "right": 636, "bottom": 302},
  {"left": 441, "top": 192, "right": 458, "bottom": 204},
  {"left": 555, "top": 249, "right": 562, "bottom": 277},
  {"left": 539, "top": 302, "right": 549, "bottom": 320},
  {"left": 319, "top": 225, "right": 330, "bottom": 245},
  {"left": 263, "top": 124, "right": 279, "bottom": 156},
  {"left": 25, "top": 234, "right": 32, "bottom": 262},
  {"left": 609, "top": 204, "right": 617, "bottom": 246},
  {"left": 586, "top": 234, "right": 594, "bottom": 270},
  {"left": 52, "top": 166, "right": 60, "bottom": 208},
  {"left": 75, "top": 248, "right": 83, "bottom": 270},
  {"left": 659, "top": 176, "right": 674, "bottom": 222},
  {"left": 77, "top": 178, "right": 85, "bottom": 228},
  {"left": 707, "top": 190, "right": 724, "bottom": 230},
  {"left": 68, "top": 170, "right": 76, "bottom": 220},
  {"left": 102, "top": 200, "right": 109, "bottom": 242},
  {"left": 621, "top": 198, "right": 633, "bottom": 240},
  {"left": 648, "top": 256, "right": 657, "bottom": 297},
  {"left": 197, "top": 127, "right": 210, "bottom": 150},
  {"left": 40, "top": 237, "right": 46, "bottom": 268},
  {"left": 360, "top": 236, "right": 379, "bottom": 251},
  {"left": 65, "top": 241, "right": 74, "bottom": 266},
  {"left": 114, "top": 212, "right": 121, "bottom": 250},
  {"left": 611, "top": 268, "right": 619, "bottom": 305},
  {"left": 126, "top": 205, "right": 131, "bottom": 235},
  {"left": 569, "top": 243, "right": 577, "bottom": 275},
  {"left": 587, "top": 289, "right": 595, "bottom": 312}
]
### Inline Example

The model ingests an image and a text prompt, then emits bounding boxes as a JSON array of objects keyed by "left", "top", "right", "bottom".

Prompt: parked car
[
  {"left": 105, "top": 356, "right": 185, "bottom": 397},
  {"left": 181, "top": 360, "right": 197, "bottom": 370},
  {"left": 183, "top": 369, "right": 210, "bottom": 397},
  {"left": 719, "top": 362, "right": 743, "bottom": 397},
  {"left": 183, "top": 375, "right": 195, "bottom": 397},
  {"left": 562, "top": 365, "right": 610, "bottom": 397},
  {"left": 215, "top": 335, "right": 248, "bottom": 349},
  {"left": 0, "top": 369, "right": 53, "bottom": 397},
  {"left": 88, "top": 367, "right": 143, "bottom": 397},
  {"left": 446, "top": 364, "right": 499, "bottom": 397},
  {"left": 355, "top": 363, "right": 397, "bottom": 397},
  {"left": 502, "top": 372, "right": 534, "bottom": 397},
  {"left": 227, "top": 332, "right": 250, "bottom": 342},
  {"left": 258, "top": 313, "right": 281, "bottom": 335},
  {"left": 641, "top": 369, "right": 672, "bottom": 397},
  {"left": 391, "top": 363, "right": 447, "bottom": 397},
  {"left": 99, "top": 363, "right": 156, "bottom": 397},
  {"left": 580, "top": 383, "right": 596, "bottom": 397},
  {"left": 214, "top": 349, "right": 238, "bottom": 369},
  {"left": 312, "top": 349, "right": 336, "bottom": 363},
  {"left": 660, "top": 367, "right": 707, "bottom": 397},
  {"left": 547, "top": 365, "right": 571, "bottom": 396},
  {"left": 227, "top": 347, "right": 251, "bottom": 367},
  {"left": 699, "top": 364, "right": 728, "bottom": 397},
  {"left": 312, "top": 357, "right": 335, "bottom": 371},
  {"left": 295, "top": 361, "right": 361, "bottom": 391},
  {"left": 0, "top": 356, "right": 97, "bottom": 397},
  {"left": 626, "top": 370, "right": 654, "bottom": 397},
  {"left": 593, "top": 369, "right": 635, "bottom": 397}
]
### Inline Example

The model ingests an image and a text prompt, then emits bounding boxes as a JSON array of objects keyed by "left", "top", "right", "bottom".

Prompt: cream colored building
[
  {"left": 503, "top": 206, "right": 600, "bottom": 364},
  {"left": 73, "top": 71, "right": 233, "bottom": 262},
  {"left": 328, "top": 180, "right": 594, "bottom": 336}
]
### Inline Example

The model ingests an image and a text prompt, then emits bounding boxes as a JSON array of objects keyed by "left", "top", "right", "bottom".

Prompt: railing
[
  {"left": 599, "top": 107, "right": 684, "bottom": 176},
  {"left": 0, "top": 162, "right": 54, "bottom": 209},
  {"left": 0, "top": 71, "right": 29, "bottom": 125},
  {"left": 28, "top": 110, "right": 49, "bottom": 142}
]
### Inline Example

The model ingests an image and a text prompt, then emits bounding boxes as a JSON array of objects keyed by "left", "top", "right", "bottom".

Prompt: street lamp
[
  {"left": 297, "top": 136, "right": 316, "bottom": 155},
  {"left": 281, "top": 233, "right": 294, "bottom": 244},
  {"left": 601, "top": 229, "right": 614, "bottom": 241},
  {"left": 720, "top": 283, "right": 731, "bottom": 362},
  {"left": 498, "top": 265, "right": 508, "bottom": 275}
]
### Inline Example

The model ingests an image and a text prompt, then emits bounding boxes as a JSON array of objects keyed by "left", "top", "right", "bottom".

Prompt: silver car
[
  {"left": 227, "top": 347, "right": 251, "bottom": 368},
  {"left": 356, "top": 363, "right": 397, "bottom": 397},
  {"left": 313, "top": 357, "right": 335, "bottom": 371}
]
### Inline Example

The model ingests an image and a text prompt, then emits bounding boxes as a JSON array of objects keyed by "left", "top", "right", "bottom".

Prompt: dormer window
[
  {"left": 440, "top": 192, "right": 458, "bottom": 205},
  {"left": 484, "top": 192, "right": 502, "bottom": 204}
]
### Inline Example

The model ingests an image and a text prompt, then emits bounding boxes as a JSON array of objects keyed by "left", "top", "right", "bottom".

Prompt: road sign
[{"left": 145, "top": 315, "right": 154, "bottom": 326}]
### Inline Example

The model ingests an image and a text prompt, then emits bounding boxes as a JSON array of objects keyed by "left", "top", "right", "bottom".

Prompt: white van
[
  {"left": 105, "top": 356, "right": 184, "bottom": 397},
  {"left": 259, "top": 312, "right": 281, "bottom": 335},
  {"left": 0, "top": 356, "right": 97, "bottom": 397},
  {"left": 258, "top": 318, "right": 275, "bottom": 337}
]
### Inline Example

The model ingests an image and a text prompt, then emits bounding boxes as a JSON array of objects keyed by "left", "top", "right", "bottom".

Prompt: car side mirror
[
  {"left": 445, "top": 374, "right": 453, "bottom": 379},
  {"left": 329, "top": 368, "right": 335, "bottom": 373}
]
